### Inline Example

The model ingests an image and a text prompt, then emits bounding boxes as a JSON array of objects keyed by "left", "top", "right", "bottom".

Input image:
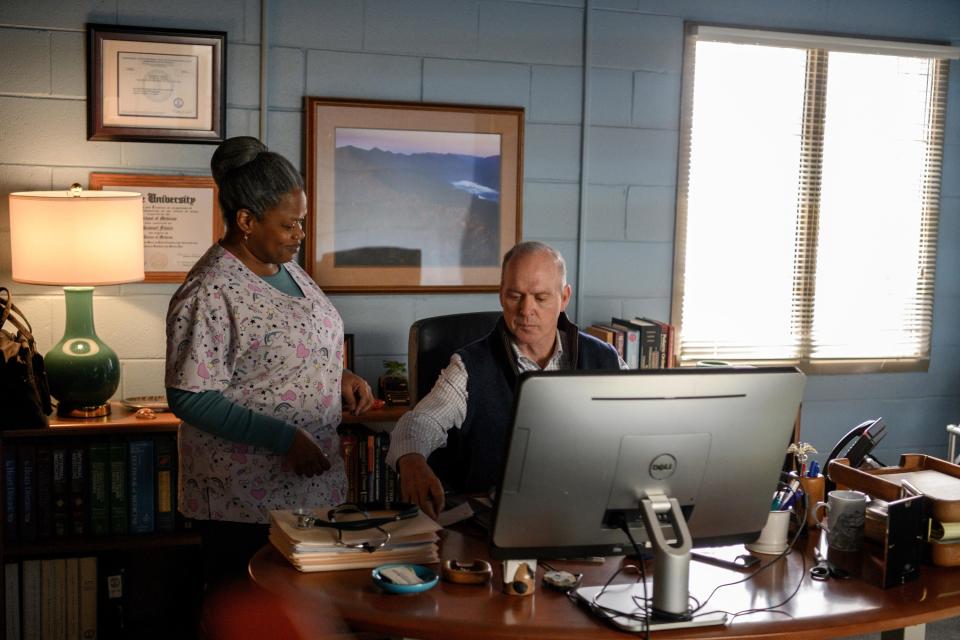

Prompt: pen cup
[{"left": 798, "top": 475, "right": 825, "bottom": 529}]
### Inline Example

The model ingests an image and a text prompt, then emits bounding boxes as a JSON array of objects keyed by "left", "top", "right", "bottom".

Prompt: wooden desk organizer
[{"left": 829, "top": 454, "right": 960, "bottom": 569}]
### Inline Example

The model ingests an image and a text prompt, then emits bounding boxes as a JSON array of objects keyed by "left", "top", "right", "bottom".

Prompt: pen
[
  {"left": 808, "top": 460, "right": 820, "bottom": 478},
  {"left": 771, "top": 490, "right": 784, "bottom": 510}
]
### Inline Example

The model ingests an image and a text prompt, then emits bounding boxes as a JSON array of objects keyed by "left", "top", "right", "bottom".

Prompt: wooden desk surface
[{"left": 249, "top": 528, "right": 960, "bottom": 640}]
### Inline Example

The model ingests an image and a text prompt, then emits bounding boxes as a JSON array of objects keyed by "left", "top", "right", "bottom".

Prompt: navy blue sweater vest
[{"left": 427, "top": 313, "right": 620, "bottom": 493}]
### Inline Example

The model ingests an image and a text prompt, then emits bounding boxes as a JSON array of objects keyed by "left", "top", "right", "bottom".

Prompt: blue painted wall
[{"left": 1, "top": 0, "right": 958, "bottom": 464}]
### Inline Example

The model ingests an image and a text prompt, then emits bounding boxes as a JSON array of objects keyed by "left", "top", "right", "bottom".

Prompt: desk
[{"left": 249, "top": 528, "right": 960, "bottom": 640}]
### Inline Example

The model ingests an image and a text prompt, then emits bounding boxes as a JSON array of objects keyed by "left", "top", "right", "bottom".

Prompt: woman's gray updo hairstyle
[{"left": 210, "top": 136, "right": 304, "bottom": 227}]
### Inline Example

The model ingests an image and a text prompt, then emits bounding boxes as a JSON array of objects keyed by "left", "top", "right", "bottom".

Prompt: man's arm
[{"left": 386, "top": 355, "right": 469, "bottom": 519}]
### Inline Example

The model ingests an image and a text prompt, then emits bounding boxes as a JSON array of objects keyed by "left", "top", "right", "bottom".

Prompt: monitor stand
[
  {"left": 575, "top": 493, "right": 727, "bottom": 632},
  {"left": 640, "top": 493, "right": 727, "bottom": 629}
]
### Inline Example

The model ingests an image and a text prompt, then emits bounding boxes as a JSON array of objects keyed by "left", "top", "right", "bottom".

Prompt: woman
[{"left": 165, "top": 136, "right": 374, "bottom": 582}]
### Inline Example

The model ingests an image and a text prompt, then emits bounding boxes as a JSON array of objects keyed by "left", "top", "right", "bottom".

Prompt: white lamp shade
[{"left": 9, "top": 189, "right": 145, "bottom": 285}]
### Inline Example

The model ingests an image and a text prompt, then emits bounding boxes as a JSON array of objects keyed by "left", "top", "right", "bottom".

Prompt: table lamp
[{"left": 9, "top": 184, "right": 144, "bottom": 418}]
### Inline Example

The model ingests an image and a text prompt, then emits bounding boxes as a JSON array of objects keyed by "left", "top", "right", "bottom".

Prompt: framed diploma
[
  {"left": 89, "top": 173, "right": 224, "bottom": 282},
  {"left": 87, "top": 24, "right": 226, "bottom": 143}
]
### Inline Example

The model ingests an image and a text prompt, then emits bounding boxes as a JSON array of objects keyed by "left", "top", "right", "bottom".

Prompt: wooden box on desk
[{"left": 829, "top": 454, "right": 960, "bottom": 568}]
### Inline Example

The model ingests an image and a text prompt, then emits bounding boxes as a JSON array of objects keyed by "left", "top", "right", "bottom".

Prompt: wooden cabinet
[{"left": 1, "top": 405, "right": 202, "bottom": 639}]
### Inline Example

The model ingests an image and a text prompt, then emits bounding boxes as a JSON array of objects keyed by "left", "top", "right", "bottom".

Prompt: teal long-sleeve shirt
[{"left": 166, "top": 264, "right": 306, "bottom": 454}]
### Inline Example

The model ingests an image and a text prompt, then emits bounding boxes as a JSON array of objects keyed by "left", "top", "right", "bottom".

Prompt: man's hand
[
  {"left": 286, "top": 428, "right": 331, "bottom": 477},
  {"left": 397, "top": 453, "right": 445, "bottom": 520},
  {"left": 341, "top": 369, "right": 375, "bottom": 416}
]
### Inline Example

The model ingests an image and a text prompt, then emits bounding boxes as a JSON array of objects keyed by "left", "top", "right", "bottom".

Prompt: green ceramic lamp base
[{"left": 46, "top": 287, "right": 121, "bottom": 418}]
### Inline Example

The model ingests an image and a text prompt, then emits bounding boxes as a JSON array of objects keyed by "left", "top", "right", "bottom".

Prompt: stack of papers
[{"left": 269, "top": 508, "right": 441, "bottom": 572}]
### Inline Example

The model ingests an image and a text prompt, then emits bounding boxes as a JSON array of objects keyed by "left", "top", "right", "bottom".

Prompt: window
[{"left": 672, "top": 25, "right": 958, "bottom": 373}]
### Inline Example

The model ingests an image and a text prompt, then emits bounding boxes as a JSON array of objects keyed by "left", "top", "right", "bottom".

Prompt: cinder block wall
[{"left": 2, "top": 0, "right": 959, "bottom": 462}]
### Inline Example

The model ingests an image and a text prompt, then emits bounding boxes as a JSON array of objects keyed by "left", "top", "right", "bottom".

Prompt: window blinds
[{"left": 673, "top": 25, "right": 956, "bottom": 371}]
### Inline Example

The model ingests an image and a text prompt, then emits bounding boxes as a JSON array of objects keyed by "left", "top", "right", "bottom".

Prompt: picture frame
[
  {"left": 89, "top": 173, "right": 223, "bottom": 282},
  {"left": 87, "top": 24, "right": 226, "bottom": 143},
  {"left": 305, "top": 98, "right": 523, "bottom": 293}
]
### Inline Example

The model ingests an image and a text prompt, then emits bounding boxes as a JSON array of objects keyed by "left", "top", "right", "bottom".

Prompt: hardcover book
[
  {"left": 128, "top": 439, "right": 156, "bottom": 534},
  {"left": 155, "top": 437, "right": 175, "bottom": 533},
  {"left": 36, "top": 445, "right": 54, "bottom": 539},
  {"left": 5, "top": 562, "right": 20, "bottom": 640},
  {"left": 69, "top": 446, "right": 87, "bottom": 537},
  {"left": 339, "top": 432, "right": 358, "bottom": 504},
  {"left": 88, "top": 442, "right": 110, "bottom": 537},
  {"left": 108, "top": 440, "right": 128, "bottom": 535},
  {"left": 78, "top": 557, "right": 97, "bottom": 640},
  {"left": 21, "top": 559, "right": 41, "bottom": 640},
  {"left": 41, "top": 558, "right": 67, "bottom": 640},
  {"left": 610, "top": 319, "right": 641, "bottom": 369},
  {"left": 51, "top": 447, "right": 69, "bottom": 538},
  {"left": 4, "top": 445, "right": 17, "bottom": 543},
  {"left": 66, "top": 557, "right": 79, "bottom": 640},
  {"left": 18, "top": 444, "right": 36, "bottom": 542}
]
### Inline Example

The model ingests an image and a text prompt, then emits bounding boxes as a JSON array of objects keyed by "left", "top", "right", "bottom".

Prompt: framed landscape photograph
[
  {"left": 89, "top": 173, "right": 223, "bottom": 282},
  {"left": 87, "top": 24, "right": 226, "bottom": 143},
  {"left": 305, "top": 98, "right": 523, "bottom": 293}
]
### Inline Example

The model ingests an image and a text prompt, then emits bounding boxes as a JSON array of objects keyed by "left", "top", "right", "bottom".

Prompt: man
[{"left": 386, "top": 241, "right": 625, "bottom": 519}]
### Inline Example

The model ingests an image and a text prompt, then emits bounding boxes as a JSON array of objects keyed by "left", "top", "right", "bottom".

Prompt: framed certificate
[
  {"left": 87, "top": 24, "right": 226, "bottom": 143},
  {"left": 89, "top": 173, "right": 224, "bottom": 282}
]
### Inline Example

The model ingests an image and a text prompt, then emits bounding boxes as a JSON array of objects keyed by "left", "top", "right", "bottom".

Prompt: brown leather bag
[{"left": 0, "top": 287, "right": 52, "bottom": 428}]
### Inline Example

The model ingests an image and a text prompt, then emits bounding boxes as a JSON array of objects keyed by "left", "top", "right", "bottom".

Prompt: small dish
[
  {"left": 121, "top": 395, "right": 170, "bottom": 412},
  {"left": 372, "top": 564, "right": 438, "bottom": 594}
]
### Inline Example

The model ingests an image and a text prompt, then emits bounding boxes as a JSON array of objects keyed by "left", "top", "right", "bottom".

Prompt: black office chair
[
  {"left": 407, "top": 311, "right": 501, "bottom": 489},
  {"left": 407, "top": 311, "right": 502, "bottom": 404}
]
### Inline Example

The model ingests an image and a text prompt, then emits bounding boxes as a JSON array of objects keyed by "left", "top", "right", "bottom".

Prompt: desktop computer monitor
[{"left": 489, "top": 366, "right": 805, "bottom": 627}]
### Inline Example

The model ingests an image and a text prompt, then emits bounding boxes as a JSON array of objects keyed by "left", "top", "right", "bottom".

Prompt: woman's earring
[{"left": 243, "top": 233, "right": 249, "bottom": 245}]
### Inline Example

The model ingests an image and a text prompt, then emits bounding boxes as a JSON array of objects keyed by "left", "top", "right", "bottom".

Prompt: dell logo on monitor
[{"left": 650, "top": 454, "right": 677, "bottom": 479}]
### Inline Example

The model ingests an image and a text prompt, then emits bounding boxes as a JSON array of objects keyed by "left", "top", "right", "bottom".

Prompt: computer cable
[{"left": 690, "top": 481, "right": 810, "bottom": 621}]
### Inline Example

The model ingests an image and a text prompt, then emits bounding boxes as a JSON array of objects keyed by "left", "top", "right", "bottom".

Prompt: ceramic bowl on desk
[{"left": 372, "top": 564, "right": 439, "bottom": 594}]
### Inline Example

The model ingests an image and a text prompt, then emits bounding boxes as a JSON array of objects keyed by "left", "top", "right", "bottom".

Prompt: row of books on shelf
[
  {"left": 338, "top": 425, "right": 399, "bottom": 507},
  {"left": 3, "top": 436, "right": 179, "bottom": 544},
  {"left": 4, "top": 557, "right": 97, "bottom": 640},
  {"left": 586, "top": 316, "right": 676, "bottom": 369}
]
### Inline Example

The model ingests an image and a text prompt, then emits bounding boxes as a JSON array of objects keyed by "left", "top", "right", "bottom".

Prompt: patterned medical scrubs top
[{"left": 165, "top": 244, "right": 346, "bottom": 524}]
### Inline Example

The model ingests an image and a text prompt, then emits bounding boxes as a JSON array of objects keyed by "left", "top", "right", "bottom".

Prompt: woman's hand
[
  {"left": 286, "top": 428, "right": 331, "bottom": 477},
  {"left": 341, "top": 369, "right": 375, "bottom": 416}
]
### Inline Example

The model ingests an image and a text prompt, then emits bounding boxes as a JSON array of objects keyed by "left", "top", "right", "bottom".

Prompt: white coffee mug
[{"left": 815, "top": 490, "right": 867, "bottom": 552}]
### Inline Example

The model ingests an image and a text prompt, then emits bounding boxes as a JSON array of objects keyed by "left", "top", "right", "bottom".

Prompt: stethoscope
[{"left": 293, "top": 502, "right": 420, "bottom": 553}]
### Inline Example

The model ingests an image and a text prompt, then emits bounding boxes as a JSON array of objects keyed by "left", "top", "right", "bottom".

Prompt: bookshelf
[{"left": 1, "top": 404, "right": 202, "bottom": 640}]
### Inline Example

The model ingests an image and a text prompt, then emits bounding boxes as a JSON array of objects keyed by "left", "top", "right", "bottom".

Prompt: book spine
[
  {"left": 78, "top": 557, "right": 97, "bottom": 640},
  {"left": 36, "top": 446, "right": 53, "bottom": 539},
  {"left": 339, "top": 433, "right": 358, "bottom": 504},
  {"left": 155, "top": 436, "right": 175, "bottom": 533},
  {"left": 109, "top": 440, "right": 128, "bottom": 536},
  {"left": 41, "top": 558, "right": 66, "bottom": 640},
  {"left": 51, "top": 447, "right": 69, "bottom": 538},
  {"left": 357, "top": 437, "right": 368, "bottom": 505},
  {"left": 69, "top": 446, "right": 87, "bottom": 537},
  {"left": 128, "top": 439, "right": 156, "bottom": 534},
  {"left": 88, "top": 442, "right": 110, "bottom": 537},
  {"left": 4, "top": 444, "right": 18, "bottom": 544},
  {"left": 65, "top": 556, "right": 79, "bottom": 640},
  {"left": 611, "top": 320, "right": 640, "bottom": 369},
  {"left": 367, "top": 433, "right": 380, "bottom": 503},
  {"left": 101, "top": 557, "right": 125, "bottom": 635},
  {"left": 18, "top": 444, "right": 37, "bottom": 542},
  {"left": 378, "top": 433, "right": 389, "bottom": 507},
  {"left": 5, "top": 563, "right": 20, "bottom": 640},
  {"left": 21, "top": 559, "right": 41, "bottom": 640}
]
